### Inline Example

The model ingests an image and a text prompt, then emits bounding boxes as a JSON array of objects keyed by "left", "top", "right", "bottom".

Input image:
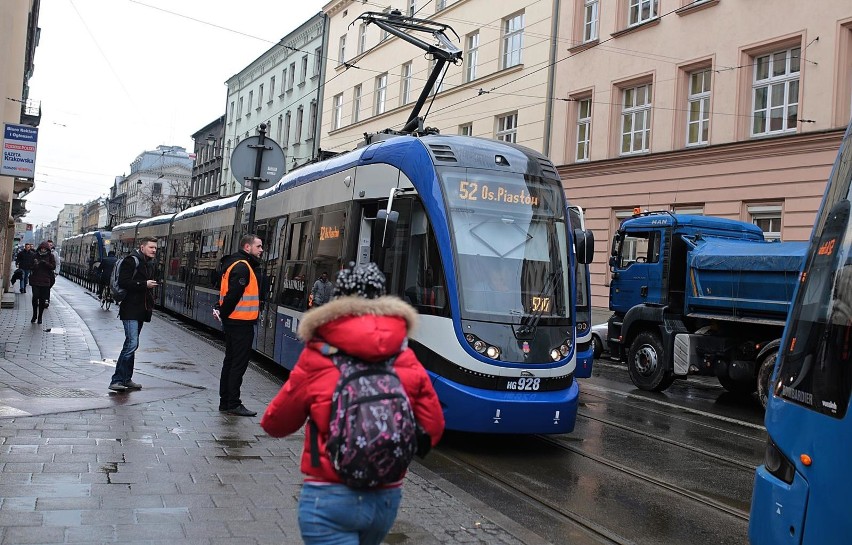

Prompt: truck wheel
[
  {"left": 627, "top": 331, "right": 674, "bottom": 392},
  {"left": 756, "top": 350, "right": 778, "bottom": 409},
  {"left": 717, "top": 374, "right": 757, "bottom": 395}
]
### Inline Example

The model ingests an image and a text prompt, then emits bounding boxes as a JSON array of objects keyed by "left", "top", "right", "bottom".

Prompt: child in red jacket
[{"left": 261, "top": 262, "right": 444, "bottom": 545}]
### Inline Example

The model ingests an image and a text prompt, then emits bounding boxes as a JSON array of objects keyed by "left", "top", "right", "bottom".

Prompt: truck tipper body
[{"left": 607, "top": 212, "right": 807, "bottom": 405}]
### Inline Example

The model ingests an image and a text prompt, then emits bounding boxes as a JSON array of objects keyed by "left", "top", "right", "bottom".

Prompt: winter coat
[
  {"left": 261, "top": 295, "right": 445, "bottom": 484},
  {"left": 117, "top": 250, "right": 155, "bottom": 322},
  {"left": 216, "top": 250, "right": 262, "bottom": 326},
  {"left": 15, "top": 249, "right": 36, "bottom": 270},
  {"left": 28, "top": 248, "right": 56, "bottom": 288},
  {"left": 96, "top": 256, "right": 117, "bottom": 283}
]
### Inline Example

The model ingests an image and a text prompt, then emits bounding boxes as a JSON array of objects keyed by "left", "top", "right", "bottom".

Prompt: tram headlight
[
  {"left": 550, "top": 348, "right": 561, "bottom": 361},
  {"left": 473, "top": 340, "right": 486, "bottom": 353},
  {"left": 559, "top": 344, "right": 570, "bottom": 356},
  {"left": 465, "top": 334, "right": 476, "bottom": 343},
  {"left": 485, "top": 346, "right": 501, "bottom": 359},
  {"left": 764, "top": 438, "right": 795, "bottom": 484},
  {"left": 464, "top": 333, "right": 501, "bottom": 360}
]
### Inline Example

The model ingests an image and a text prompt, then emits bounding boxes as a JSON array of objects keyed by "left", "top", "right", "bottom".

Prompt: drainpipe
[{"left": 543, "top": 0, "right": 560, "bottom": 157}]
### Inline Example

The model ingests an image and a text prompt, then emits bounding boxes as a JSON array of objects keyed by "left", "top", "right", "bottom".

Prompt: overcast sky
[{"left": 25, "top": 0, "right": 327, "bottom": 227}]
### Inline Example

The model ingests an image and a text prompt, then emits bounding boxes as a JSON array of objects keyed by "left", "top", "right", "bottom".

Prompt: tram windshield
[
  {"left": 439, "top": 167, "right": 571, "bottom": 321},
  {"left": 776, "top": 132, "right": 852, "bottom": 418}
]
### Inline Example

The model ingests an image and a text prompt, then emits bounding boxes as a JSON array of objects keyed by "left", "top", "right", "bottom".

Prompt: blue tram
[
  {"left": 569, "top": 205, "right": 594, "bottom": 378},
  {"left": 749, "top": 121, "right": 852, "bottom": 544},
  {"left": 73, "top": 134, "right": 593, "bottom": 434}
]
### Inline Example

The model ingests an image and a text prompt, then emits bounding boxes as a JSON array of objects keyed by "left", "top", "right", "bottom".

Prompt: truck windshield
[
  {"left": 776, "top": 134, "right": 852, "bottom": 418},
  {"left": 439, "top": 167, "right": 571, "bottom": 321}
]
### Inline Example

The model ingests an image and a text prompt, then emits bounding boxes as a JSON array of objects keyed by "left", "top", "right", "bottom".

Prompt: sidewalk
[{"left": 0, "top": 278, "right": 548, "bottom": 545}]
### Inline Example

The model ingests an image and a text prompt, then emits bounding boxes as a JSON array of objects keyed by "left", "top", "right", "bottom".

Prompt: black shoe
[
  {"left": 224, "top": 404, "right": 257, "bottom": 417},
  {"left": 108, "top": 382, "right": 128, "bottom": 392},
  {"left": 37, "top": 319, "right": 42, "bottom": 324}
]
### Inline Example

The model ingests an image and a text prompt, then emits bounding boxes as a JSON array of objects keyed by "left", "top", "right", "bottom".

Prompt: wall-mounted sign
[{"left": 1, "top": 123, "right": 38, "bottom": 178}]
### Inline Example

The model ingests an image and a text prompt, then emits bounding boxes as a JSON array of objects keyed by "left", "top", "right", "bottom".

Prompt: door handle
[{"left": 640, "top": 286, "right": 648, "bottom": 297}]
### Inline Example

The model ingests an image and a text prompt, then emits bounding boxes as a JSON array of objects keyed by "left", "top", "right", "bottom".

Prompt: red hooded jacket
[{"left": 261, "top": 295, "right": 445, "bottom": 484}]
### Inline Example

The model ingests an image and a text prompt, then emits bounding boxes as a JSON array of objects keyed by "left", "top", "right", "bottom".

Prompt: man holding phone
[{"left": 109, "top": 236, "right": 159, "bottom": 392}]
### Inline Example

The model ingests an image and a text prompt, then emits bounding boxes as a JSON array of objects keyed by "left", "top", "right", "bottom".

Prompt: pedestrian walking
[
  {"left": 310, "top": 271, "right": 334, "bottom": 307},
  {"left": 108, "top": 237, "right": 158, "bottom": 392},
  {"left": 214, "top": 234, "right": 263, "bottom": 417},
  {"left": 14, "top": 242, "right": 36, "bottom": 293},
  {"left": 261, "top": 262, "right": 445, "bottom": 545},
  {"left": 28, "top": 242, "right": 56, "bottom": 324}
]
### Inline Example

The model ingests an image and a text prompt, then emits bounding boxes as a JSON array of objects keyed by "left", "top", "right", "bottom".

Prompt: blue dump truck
[{"left": 606, "top": 211, "right": 807, "bottom": 406}]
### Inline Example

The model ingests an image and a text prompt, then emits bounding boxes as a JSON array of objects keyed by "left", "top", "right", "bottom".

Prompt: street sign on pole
[{"left": 230, "top": 135, "right": 286, "bottom": 191}]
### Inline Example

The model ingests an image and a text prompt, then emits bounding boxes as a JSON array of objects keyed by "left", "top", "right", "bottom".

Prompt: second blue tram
[{"left": 749, "top": 121, "right": 852, "bottom": 544}]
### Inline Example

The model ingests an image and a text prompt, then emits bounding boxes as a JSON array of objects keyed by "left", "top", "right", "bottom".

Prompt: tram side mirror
[
  {"left": 373, "top": 209, "right": 399, "bottom": 249},
  {"left": 575, "top": 229, "right": 595, "bottom": 264}
]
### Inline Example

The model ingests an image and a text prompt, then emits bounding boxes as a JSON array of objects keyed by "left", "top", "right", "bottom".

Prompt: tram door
[
  {"left": 254, "top": 218, "right": 286, "bottom": 358},
  {"left": 183, "top": 233, "right": 200, "bottom": 314}
]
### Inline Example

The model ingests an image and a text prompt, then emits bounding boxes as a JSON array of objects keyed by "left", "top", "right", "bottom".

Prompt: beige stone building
[
  {"left": 320, "top": 0, "right": 562, "bottom": 154},
  {"left": 551, "top": 0, "right": 852, "bottom": 308},
  {"left": 0, "top": 0, "right": 40, "bottom": 292}
]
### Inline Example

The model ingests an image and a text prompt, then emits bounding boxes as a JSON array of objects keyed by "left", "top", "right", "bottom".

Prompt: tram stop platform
[{"left": 0, "top": 277, "right": 548, "bottom": 545}]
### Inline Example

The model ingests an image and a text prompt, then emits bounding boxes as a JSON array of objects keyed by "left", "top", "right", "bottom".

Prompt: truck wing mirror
[
  {"left": 373, "top": 209, "right": 399, "bottom": 249},
  {"left": 611, "top": 232, "right": 621, "bottom": 257},
  {"left": 575, "top": 229, "right": 595, "bottom": 264}
]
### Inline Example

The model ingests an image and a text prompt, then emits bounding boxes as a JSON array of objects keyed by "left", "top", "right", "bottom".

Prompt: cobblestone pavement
[{"left": 0, "top": 278, "right": 549, "bottom": 545}]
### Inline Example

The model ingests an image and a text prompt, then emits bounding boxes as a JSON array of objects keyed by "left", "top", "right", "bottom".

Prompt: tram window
[
  {"left": 403, "top": 205, "right": 448, "bottom": 316},
  {"left": 280, "top": 263, "right": 307, "bottom": 310},
  {"left": 287, "top": 222, "right": 309, "bottom": 261},
  {"left": 311, "top": 210, "right": 345, "bottom": 294},
  {"left": 778, "top": 199, "right": 852, "bottom": 418}
]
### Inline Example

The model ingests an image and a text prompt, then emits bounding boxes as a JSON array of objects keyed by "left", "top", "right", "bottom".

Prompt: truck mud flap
[{"left": 673, "top": 334, "right": 692, "bottom": 376}]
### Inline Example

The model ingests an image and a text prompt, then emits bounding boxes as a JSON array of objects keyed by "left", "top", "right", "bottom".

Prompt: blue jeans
[
  {"left": 111, "top": 320, "right": 143, "bottom": 384},
  {"left": 298, "top": 483, "right": 402, "bottom": 545},
  {"left": 19, "top": 269, "right": 30, "bottom": 290}
]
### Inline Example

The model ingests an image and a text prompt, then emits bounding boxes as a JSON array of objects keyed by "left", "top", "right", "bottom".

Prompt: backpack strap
[{"left": 308, "top": 419, "right": 320, "bottom": 468}]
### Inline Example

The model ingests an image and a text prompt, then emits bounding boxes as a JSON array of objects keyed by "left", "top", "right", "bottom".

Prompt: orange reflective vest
[{"left": 219, "top": 260, "right": 260, "bottom": 320}]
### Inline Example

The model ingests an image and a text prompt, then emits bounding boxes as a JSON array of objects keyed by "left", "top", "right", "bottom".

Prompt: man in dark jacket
[
  {"left": 214, "top": 234, "right": 263, "bottom": 416},
  {"left": 109, "top": 237, "right": 158, "bottom": 392},
  {"left": 96, "top": 251, "right": 118, "bottom": 300},
  {"left": 14, "top": 243, "right": 36, "bottom": 293}
]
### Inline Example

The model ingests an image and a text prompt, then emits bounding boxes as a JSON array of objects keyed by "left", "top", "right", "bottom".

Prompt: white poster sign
[{"left": 1, "top": 123, "right": 38, "bottom": 178}]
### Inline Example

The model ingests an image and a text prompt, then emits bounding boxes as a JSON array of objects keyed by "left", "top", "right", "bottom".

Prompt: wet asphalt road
[{"left": 421, "top": 359, "right": 765, "bottom": 545}]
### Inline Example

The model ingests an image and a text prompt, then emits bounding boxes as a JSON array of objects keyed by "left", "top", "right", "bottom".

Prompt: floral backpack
[{"left": 310, "top": 351, "right": 418, "bottom": 489}]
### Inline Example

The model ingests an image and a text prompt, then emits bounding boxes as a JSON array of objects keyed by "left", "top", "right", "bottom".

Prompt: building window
[
  {"left": 687, "top": 69, "right": 711, "bottom": 146},
  {"left": 502, "top": 13, "right": 524, "bottom": 69},
  {"left": 314, "top": 47, "right": 322, "bottom": 76},
  {"left": 288, "top": 62, "right": 296, "bottom": 89},
  {"left": 269, "top": 76, "right": 276, "bottom": 100},
  {"left": 248, "top": 91, "right": 254, "bottom": 112},
  {"left": 353, "top": 84, "right": 362, "bottom": 123},
  {"left": 283, "top": 112, "right": 291, "bottom": 147},
  {"left": 408, "top": 0, "right": 416, "bottom": 16},
  {"left": 583, "top": 0, "right": 599, "bottom": 42},
  {"left": 381, "top": 7, "right": 391, "bottom": 41},
  {"left": 576, "top": 97, "right": 592, "bottom": 162},
  {"left": 301, "top": 55, "right": 309, "bottom": 83},
  {"left": 375, "top": 73, "right": 388, "bottom": 115},
  {"left": 429, "top": 58, "right": 444, "bottom": 95},
  {"left": 358, "top": 23, "right": 367, "bottom": 55},
  {"left": 281, "top": 69, "right": 287, "bottom": 93},
  {"left": 229, "top": 101, "right": 234, "bottom": 121},
  {"left": 629, "top": 0, "right": 658, "bottom": 26},
  {"left": 295, "top": 107, "right": 303, "bottom": 144},
  {"left": 672, "top": 205, "right": 704, "bottom": 215},
  {"left": 401, "top": 62, "right": 413, "bottom": 105},
  {"left": 621, "top": 83, "right": 652, "bottom": 155},
  {"left": 332, "top": 93, "right": 344, "bottom": 130},
  {"left": 238, "top": 97, "right": 243, "bottom": 117},
  {"left": 277, "top": 114, "right": 283, "bottom": 141},
  {"left": 309, "top": 101, "right": 317, "bottom": 140},
  {"left": 459, "top": 123, "right": 473, "bottom": 136},
  {"left": 465, "top": 32, "right": 479, "bottom": 82},
  {"left": 496, "top": 112, "right": 518, "bottom": 143},
  {"left": 258, "top": 84, "right": 264, "bottom": 108},
  {"left": 338, "top": 35, "right": 347, "bottom": 64},
  {"left": 749, "top": 204, "right": 783, "bottom": 240},
  {"left": 752, "top": 46, "right": 800, "bottom": 136},
  {"left": 436, "top": 0, "right": 447, "bottom": 10}
]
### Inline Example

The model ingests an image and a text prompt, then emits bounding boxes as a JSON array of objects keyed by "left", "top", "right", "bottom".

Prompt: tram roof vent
[
  {"left": 538, "top": 158, "right": 559, "bottom": 179},
  {"left": 428, "top": 144, "right": 458, "bottom": 162}
]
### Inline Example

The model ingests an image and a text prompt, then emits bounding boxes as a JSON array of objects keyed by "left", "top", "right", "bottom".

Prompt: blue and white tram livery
[
  {"left": 249, "top": 133, "right": 593, "bottom": 434},
  {"left": 569, "top": 205, "right": 594, "bottom": 378}
]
